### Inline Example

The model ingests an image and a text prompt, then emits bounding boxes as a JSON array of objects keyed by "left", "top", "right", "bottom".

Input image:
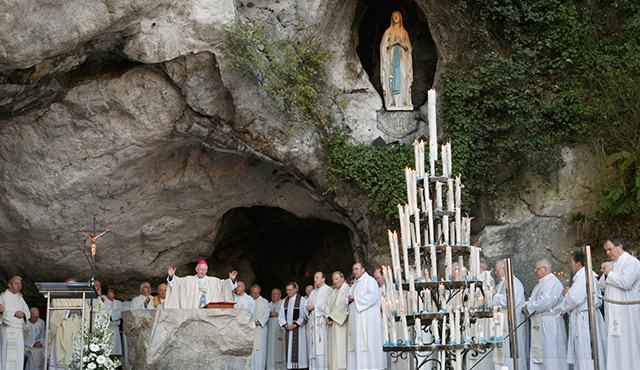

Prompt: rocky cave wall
[{"left": 0, "top": 0, "right": 601, "bottom": 304}]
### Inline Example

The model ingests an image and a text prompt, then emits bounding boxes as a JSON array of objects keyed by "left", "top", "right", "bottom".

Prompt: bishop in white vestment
[
  {"left": 0, "top": 276, "right": 30, "bottom": 370},
  {"left": 492, "top": 260, "right": 529, "bottom": 370},
  {"left": 561, "top": 251, "right": 606, "bottom": 370},
  {"left": 326, "top": 272, "right": 349, "bottom": 370},
  {"left": 165, "top": 260, "right": 238, "bottom": 308},
  {"left": 346, "top": 263, "right": 385, "bottom": 370},
  {"left": 278, "top": 282, "right": 308, "bottom": 369},
  {"left": 523, "top": 259, "right": 568, "bottom": 370},
  {"left": 306, "top": 272, "right": 333, "bottom": 370},
  {"left": 266, "top": 289, "right": 284, "bottom": 370},
  {"left": 598, "top": 237, "right": 640, "bottom": 370}
]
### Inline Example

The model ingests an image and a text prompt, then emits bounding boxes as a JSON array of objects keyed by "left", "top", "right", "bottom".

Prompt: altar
[{"left": 123, "top": 308, "right": 254, "bottom": 369}]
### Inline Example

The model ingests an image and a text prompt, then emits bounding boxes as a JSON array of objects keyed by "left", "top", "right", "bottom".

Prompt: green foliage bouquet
[{"left": 70, "top": 314, "right": 117, "bottom": 370}]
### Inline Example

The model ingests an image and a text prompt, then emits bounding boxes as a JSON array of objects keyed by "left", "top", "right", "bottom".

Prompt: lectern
[{"left": 36, "top": 281, "right": 97, "bottom": 369}]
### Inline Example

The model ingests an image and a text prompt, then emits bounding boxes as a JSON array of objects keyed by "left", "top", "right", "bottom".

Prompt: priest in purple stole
[{"left": 278, "top": 282, "right": 308, "bottom": 369}]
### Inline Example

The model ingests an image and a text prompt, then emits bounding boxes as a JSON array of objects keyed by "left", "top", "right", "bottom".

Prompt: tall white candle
[
  {"left": 405, "top": 168, "right": 412, "bottom": 210},
  {"left": 427, "top": 199, "right": 435, "bottom": 244},
  {"left": 447, "top": 178, "right": 455, "bottom": 212},
  {"left": 450, "top": 218, "right": 455, "bottom": 248},
  {"left": 411, "top": 170, "right": 418, "bottom": 213},
  {"left": 419, "top": 187, "right": 425, "bottom": 213},
  {"left": 455, "top": 207, "right": 462, "bottom": 246},
  {"left": 415, "top": 244, "right": 422, "bottom": 282},
  {"left": 402, "top": 236, "right": 410, "bottom": 284},
  {"left": 432, "top": 318, "right": 439, "bottom": 344},
  {"left": 445, "top": 244, "right": 452, "bottom": 280},
  {"left": 469, "top": 283, "right": 476, "bottom": 310},
  {"left": 489, "top": 317, "right": 495, "bottom": 341},
  {"left": 400, "top": 311, "right": 409, "bottom": 345},
  {"left": 447, "top": 142, "right": 453, "bottom": 177},
  {"left": 382, "top": 298, "right": 389, "bottom": 345},
  {"left": 463, "top": 307, "right": 470, "bottom": 343},
  {"left": 428, "top": 89, "right": 437, "bottom": 176},
  {"left": 443, "top": 215, "right": 450, "bottom": 245},
  {"left": 439, "top": 283, "right": 446, "bottom": 312},
  {"left": 392, "top": 232, "right": 403, "bottom": 284},
  {"left": 441, "top": 144, "right": 448, "bottom": 177},
  {"left": 455, "top": 309, "right": 461, "bottom": 344},
  {"left": 430, "top": 244, "right": 437, "bottom": 281},
  {"left": 455, "top": 349, "right": 462, "bottom": 370},
  {"left": 409, "top": 272, "right": 416, "bottom": 314},
  {"left": 455, "top": 175, "right": 462, "bottom": 209},
  {"left": 389, "top": 301, "right": 398, "bottom": 345},
  {"left": 449, "top": 311, "right": 455, "bottom": 345},
  {"left": 414, "top": 208, "right": 421, "bottom": 247},
  {"left": 414, "top": 318, "right": 423, "bottom": 345},
  {"left": 425, "top": 288, "right": 432, "bottom": 312},
  {"left": 435, "top": 181, "right": 443, "bottom": 210},
  {"left": 441, "top": 311, "right": 447, "bottom": 345},
  {"left": 420, "top": 140, "right": 426, "bottom": 178},
  {"left": 413, "top": 140, "right": 420, "bottom": 179},
  {"left": 457, "top": 255, "right": 464, "bottom": 282}
]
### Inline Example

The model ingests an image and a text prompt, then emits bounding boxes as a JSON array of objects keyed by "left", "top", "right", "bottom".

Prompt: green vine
[
  {"left": 226, "top": 19, "right": 342, "bottom": 136},
  {"left": 326, "top": 133, "right": 413, "bottom": 219},
  {"left": 443, "top": 0, "right": 640, "bottom": 228}
]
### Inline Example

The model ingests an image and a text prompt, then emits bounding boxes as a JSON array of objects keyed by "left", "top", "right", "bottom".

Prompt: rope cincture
[{"left": 597, "top": 294, "right": 640, "bottom": 305}]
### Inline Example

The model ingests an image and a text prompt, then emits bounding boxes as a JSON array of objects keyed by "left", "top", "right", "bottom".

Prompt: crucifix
[{"left": 81, "top": 217, "right": 108, "bottom": 264}]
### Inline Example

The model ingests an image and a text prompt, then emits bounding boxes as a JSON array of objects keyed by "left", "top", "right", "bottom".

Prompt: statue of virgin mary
[{"left": 380, "top": 11, "right": 413, "bottom": 111}]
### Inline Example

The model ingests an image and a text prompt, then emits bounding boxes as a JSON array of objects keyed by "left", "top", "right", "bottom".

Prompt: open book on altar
[{"left": 205, "top": 301, "right": 237, "bottom": 309}]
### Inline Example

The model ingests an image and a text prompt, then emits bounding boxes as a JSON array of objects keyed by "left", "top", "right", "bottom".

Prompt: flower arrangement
[{"left": 71, "top": 311, "right": 117, "bottom": 370}]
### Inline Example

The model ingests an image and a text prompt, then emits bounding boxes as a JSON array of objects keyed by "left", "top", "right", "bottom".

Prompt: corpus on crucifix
[{"left": 80, "top": 229, "right": 108, "bottom": 263}]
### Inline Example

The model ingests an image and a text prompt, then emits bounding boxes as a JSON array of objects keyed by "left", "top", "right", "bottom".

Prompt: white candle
[
  {"left": 463, "top": 307, "right": 470, "bottom": 343},
  {"left": 435, "top": 181, "right": 443, "bottom": 210},
  {"left": 411, "top": 170, "right": 418, "bottom": 213},
  {"left": 428, "top": 89, "right": 437, "bottom": 176},
  {"left": 419, "top": 187, "right": 425, "bottom": 213},
  {"left": 441, "top": 311, "right": 448, "bottom": 345},
  {"left": 455, "top": 350, "right": 462, "bottom": 370},
  {"left": 455, "top": 175, "right": 462, "bottom": 209},
  {"left": 419, "top": 140, "right": 426, "bottom": 178},
  {"left": 409, "top": 272, "right": 416, "bottom": 314},
  {"left": 455, "top": 207, "right": 461, "bottom": 246},
  {"left": 447, "top": 142, "right": 453, "bottom": 177},
  {"left": 382, "top": 298, "right": 389, "bottom": 345},
  {"left": 441, "top": 144, "right": 448, "bottom": 177},
  {"left": 430, "top": 244, "right": 437, "bottom": 281},
  {"left": 479, "top": 324, "right": 484, "bottom": 342},
  {"left": 445, "top": 244, "right": 452, "bottom": 280},
  {"left": 469, "top": 283, "right": 476, "bottom": 310},
  {"left": 405, "top": 168, "right": 412, "bottom": 210},
  {"left": 449, "top": 311, "right": 455, "bottom": 345},
  {"left": 387, "top": 231, "right": 398, "bottom": 283},
  {"left": 457, "top": 255, "right": 464, "bottom": 282},
  {"left": 427, "top": 199, "right": 435, "bottom": 244},
  {"left": 425, "top": 288, "right": 432, "bottom": 312},
  {"left": 447, "top": 178, "right": 454, "bottom": 212},
  {"left": 389, "top": 301, "right": 398, "bottom": 345},
  {"left": 432, "top": 318, "right": 439, "bottom": 344},
  {"left": 414, "top": 208, "right": 421, "bottom": 247},
  {"left": 392, "top": 232, "right": 403, "bottom": 284},
  {"left": 413, "top": 140, "right": 420, "bottom": 179},
  {"left": 455, "top": 309, "right": 461, "bottom": 344},
  {"left": 465, "top": 217, "right": 471, "bottom": 246},
  {"left": 402, "top": 235, "right": 410, "bottom": 284},
  {"left": 489, "top": 317, "right": 495, "bottom": 341},
  {"left": 499, "top": 311, "right": 505, "bottom": 341},
  {"left": 414, "top": 317, "right": 423, "bottom": 345},
  {"left": 414, "top": 243, "right": 422, "bottom": 282},
  {"left": 439, "top": 283, "right": 446, "bottom": 312},
  {"left": 443, "top": 215, "right": 450, "bottom": 245},
  {"left": 400, "top": 312, "right": 409, "bottom": 345}
]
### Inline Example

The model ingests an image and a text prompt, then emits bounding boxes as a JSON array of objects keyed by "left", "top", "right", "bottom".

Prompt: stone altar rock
[{"left": 123, "top": 308, "right": 254, "bottom": 369}]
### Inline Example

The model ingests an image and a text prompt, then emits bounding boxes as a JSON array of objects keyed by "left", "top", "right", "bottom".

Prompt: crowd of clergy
[{"left": 0, "top": 236, "right": 639, "bottom": 370}]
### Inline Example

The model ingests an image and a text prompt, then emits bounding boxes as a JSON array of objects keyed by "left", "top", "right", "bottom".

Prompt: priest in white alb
[
  {"left": 346, "top": 263, "right": 386, "bottom": 370},
  {"left": 325, "top": 271, "right": 349, "bottom": 370},
  {"left": 24, "top": 307, "right": 46, "bottom": 370},
  {"left": 598, "top": 236, "right": 640, "bottom": 370},
  {"left": 560, "top": 250, "right": 606, "bottom": 370},
  {"left": 234, "top": 281, "right": 256, "bottom": 312},
  {"left": 0, "top": 276, "right": 30, "bottom": 370},
  {"left": 266, "top": 288, "right": 284, "bottom": 370},
  {"left": 278, "top": 282, "right": 308, "bottom": 369},
  {"left": 165, "top": 260, "right": 238, "bottom": 308},
  {"left": 130, "top": 282, "right": 155, "bottom": 310},
  {"left": 250, "top": 284, "right": 270, "bottom": 370},
  {"left": 523, "top": 259, "right": 568, "bottom": 370},
  {"left": 87, "top": 280, "right": 112, "bottom": 325},
  {"left": 305, "top": 271, "right": 333, "bottom": 370},
  {"left": 493, "top": 259, "right": 529, "bottom": 370}
]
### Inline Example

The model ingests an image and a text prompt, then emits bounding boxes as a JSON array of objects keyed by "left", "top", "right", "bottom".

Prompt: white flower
[
  {"left": 96, "top": 355, "right": 107, "bottom": 364},
  {"left": 89, "top": 343, "right": 100, "bottom": 352},
  {"left": 87, "top": 362, "right": 97, "bottom": 369}
]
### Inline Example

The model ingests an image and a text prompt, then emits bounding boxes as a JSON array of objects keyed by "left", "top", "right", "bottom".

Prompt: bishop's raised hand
[
  {"left": 229, "top": 270, "right": 238, "bottom": 280},
  {"left": 168, "top": 265, "right": 176, "bottom": 278}
]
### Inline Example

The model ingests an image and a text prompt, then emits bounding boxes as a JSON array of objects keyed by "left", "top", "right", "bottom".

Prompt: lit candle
[
  {"left": 443, "top": 215, "right": 450, "bottom": 245},
  {"left": 419, "top": 140, "right": 426, "bottom": 178},
  {"left": 411, "top": 170, "right": 418, "bottom": 213},
  {"left": 499, "top": 311, "right": 505, "bottom": 342},
  {"left": 432, "top": 318, "right": 439, "bottom": 344},
  {"left": 392, "top": 232, "right": 403, "bottom": 284},
  {"left": 428, "top": 89, "right": 437, "bottom": 176},
  {"left": 439, "top": 283, "right": 446, "bottom": 312},
  {"left": 400, "top": 312, "right": 409, "bottom": 345},
  {"left": 489, "top": 316, "right": 495, "bottom": 341},
  {"left": 464, "top": 217, "right": 471, "bottom": 246},
  {"left": 447, "top": 178, "right": 454, "bottom": 212},
  {"left": 414, "top": 318, "right": 423, "bottom": 345},
  {"left": 445, "top": 244, "right": 452, "bottom": 280},
  {"left": 441, "top": 144, "right": 448, "bottom": 178},
  {"left": 435, "top": 181, "right": 443, "bottom": 211},
  {"left": 382, "top": 298, "right": 389, "bottom": 345},
  {"left": 413, "top": 140, "right": 420, "bottom": 179},
  {"left": 455, "top": 175, "right": 462, "bottom": 209},
  {"left": 485, "top": 285, "right": 493, "bottom": 310},
  {"left": 479, "top": 324, "right": 485, "bottom": 343},
  {"left": 427, "top": 199, "right": 435, "bottom": 244},
  {"left": 430, "top": 244, "right": 437, "bottom": 281},
  {"left": 389, "top": 301, "right": 398, "bottom": 345},
  {"left": 446, "top": 142, "right": 453, "bottom": 177},
  {"left": 405, "top": 168, "right": 412, "bottom": 210}
]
